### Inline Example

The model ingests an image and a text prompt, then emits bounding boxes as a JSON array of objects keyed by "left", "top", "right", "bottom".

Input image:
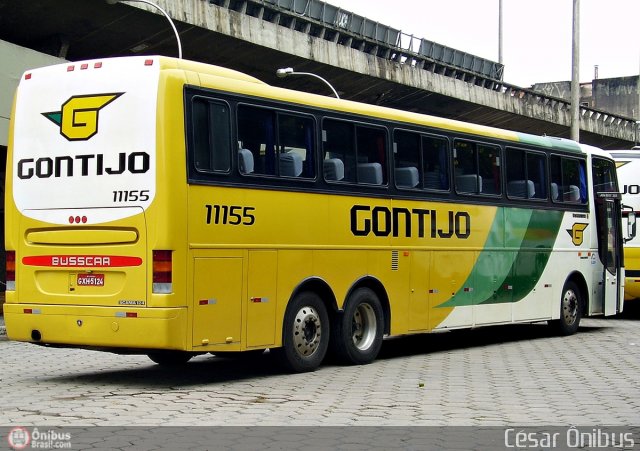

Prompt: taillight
[
  {"left": 6, "top": 251, "right": 15, "bottom": 291},
  {"left": 152, "top": 250, "right": 172, "bottom": 294}
]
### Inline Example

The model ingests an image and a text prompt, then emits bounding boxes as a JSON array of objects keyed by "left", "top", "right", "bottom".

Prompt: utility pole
[
  {"left": 498, "top": 0, "right": 503, "bottom": 64},
  {"left": 570, "top": 0, "right": 580, "bottom": 142}
]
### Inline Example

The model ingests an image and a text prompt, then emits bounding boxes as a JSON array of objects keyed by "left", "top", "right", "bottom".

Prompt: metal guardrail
[
  {"left": 210, "top": 0, "right": 504, "bottom": 81},
  {"left": 500, "top": 84, "right": 639, "bottom": 137},
  {"left": 263, "top": 0, "right": 504, "bottom": 80}
]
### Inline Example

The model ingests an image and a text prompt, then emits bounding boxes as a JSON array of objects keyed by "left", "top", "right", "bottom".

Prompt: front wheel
[
  {"left": 331, "top": 287, "right": 384, "bottom": 365},
  {"left": 548, "top": 280, "right": 582, "bottom": 336},
  {"left": 274, "top": 291, "right": 329, "bottom": 373}
]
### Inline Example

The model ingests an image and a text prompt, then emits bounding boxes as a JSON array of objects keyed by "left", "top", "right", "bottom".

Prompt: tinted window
[
  {"left": 506, "top": 148, "right": 547, "bottom": 199},
  {"left": 550, "top": 155, "right": 587, "bottom": 203},
  {"left": 394, "top": 130, "right": 449, "bottom": 191},
  {"left": 237, "top": 105, "right": 315, "bottom": 178},
  {"left": 323, "top": 119, "right": 387, "bottom": 185},
  {"left": 454, "top": 140, "right": 501, "bottom": 195},
  {"left": 192, "top": 98, "right": 231, "bottom": 173}
]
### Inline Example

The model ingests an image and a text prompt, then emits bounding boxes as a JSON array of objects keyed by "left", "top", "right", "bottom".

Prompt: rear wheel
[
  {"left": 147, "top": 351, "right": 193, "bottom": 366},
  {"left": 331, "top": 287, "right": 384, "bottom": 365},
  {"left": 274, "top": 291, "right": 329, "bottom": 373},
  {"left": 549, "top": 280, "right": 582, "bottom": 335}
]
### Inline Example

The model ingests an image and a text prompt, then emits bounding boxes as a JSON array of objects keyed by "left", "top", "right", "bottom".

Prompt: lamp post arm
[
  {"left": 110, "top": 0, "right": 182, "bottom": 59},
  {"left": 292, "top": 71, "right": 340, "bottom": 99}
]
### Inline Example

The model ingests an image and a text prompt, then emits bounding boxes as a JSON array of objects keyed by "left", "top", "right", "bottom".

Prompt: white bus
[{"left": 610, "top": 147, "right": 640, "bottom": 301}]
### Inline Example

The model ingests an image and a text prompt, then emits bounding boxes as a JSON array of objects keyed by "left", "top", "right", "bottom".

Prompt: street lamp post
[
  {"left": 106, "top": 0, "right": 182, "bottom": 59},
  {"left": 276, "top": 67, "right": 340, "bottom": 99},
  {"left": 570, "top": 0, "right": 580, "bottom": 142}
]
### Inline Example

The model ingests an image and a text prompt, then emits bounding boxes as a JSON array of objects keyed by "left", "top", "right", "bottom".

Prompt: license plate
[{"left": 77, "top": 273, "right": 105, "bottom": 286}]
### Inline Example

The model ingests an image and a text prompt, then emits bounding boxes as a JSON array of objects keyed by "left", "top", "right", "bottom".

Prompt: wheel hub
[
  {"left": 351, "top": 303, "right": 377, "bottom": 351},
  {"left": 562, "top": 289, "right": 578, "bottom": 326},
  {"left": 292, "top": 306, "right": 322, "bottom": 357}
]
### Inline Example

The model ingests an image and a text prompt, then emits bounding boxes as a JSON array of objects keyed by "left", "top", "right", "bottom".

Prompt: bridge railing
[
  {"left": 249, "top": 0, "right": 505, "bottom": 81},
  {"left": 206, "top": 0, "right": 638, "bottom": 138}
]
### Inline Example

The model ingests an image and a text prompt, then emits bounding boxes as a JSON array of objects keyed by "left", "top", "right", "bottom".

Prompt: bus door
[{"left": 595, "top": 193, "right": 623, "bottom": 314}]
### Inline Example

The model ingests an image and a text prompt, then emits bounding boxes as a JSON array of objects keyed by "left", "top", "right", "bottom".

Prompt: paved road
[{"left": 0, "top": 305, "right": 638, "bottom": 428}]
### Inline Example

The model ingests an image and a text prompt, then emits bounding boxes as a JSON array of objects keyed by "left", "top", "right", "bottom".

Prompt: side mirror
[{"left": 623, "top": 205, "right": 637, "bottom": 243}]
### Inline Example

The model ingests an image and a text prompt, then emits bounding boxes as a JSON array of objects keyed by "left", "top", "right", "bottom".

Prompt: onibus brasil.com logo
[
  {"left": 42, "top": 93, "right": 123, "bottom": 141},
  {"left": 7, "top": 427, "right": 72, "bottom": 450}
]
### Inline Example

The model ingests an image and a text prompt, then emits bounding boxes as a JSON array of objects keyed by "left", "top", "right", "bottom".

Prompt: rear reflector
[
  {"left": 153, "top": 250, "right": 172, "bottom": 294},
  {"left": 6, "top": 251, "right": 15, "bottom": 291},
  {"left": 115, "top": 311, "right": 138, "bottom": 318}
]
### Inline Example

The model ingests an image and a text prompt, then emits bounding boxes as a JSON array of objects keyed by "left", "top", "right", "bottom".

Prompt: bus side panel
[
  {"left": 191, "top": 252, "right": 243, "bottom": 348},
  {"left": 247, "top": 250, "right": 278, "bottom": 348},
  {"left": 623, "top": 247, "right": 640, "bottom": 300}
]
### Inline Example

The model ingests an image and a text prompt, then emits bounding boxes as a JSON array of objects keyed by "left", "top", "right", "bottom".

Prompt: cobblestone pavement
[{"left": 0, "top": 305, "right": 638, "bottom": 428}]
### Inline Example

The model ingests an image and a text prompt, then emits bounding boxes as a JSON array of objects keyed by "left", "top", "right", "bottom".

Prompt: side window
[
  {"left": 592, "top": 157, "right": 618, "bottom": 194},
  {"left": 506, "top": 148, "right": 547, "bottom": 199},
  {"left": 191, "top": 98, "right": 231, "bottom": 173},
  {"left": 278, "top": 113, "right": 315, "bottom": 178},
  {"left": 323, "top": 119, "right": 387, "bottom": 185},
  {"left": 550, "top": 155, "right": 587, "bottom": 203},
  {"left": 393, "top": 130, "right": 449, "bottom": 190},
  {"left": 237, "top": 105, "right": 315, "bottom": 178},
  {"left": 454, "top": 140, "right": 501, "bottom": 195},
  {"left": 423, "top": 135, "right": 450, "bottom": 191}
]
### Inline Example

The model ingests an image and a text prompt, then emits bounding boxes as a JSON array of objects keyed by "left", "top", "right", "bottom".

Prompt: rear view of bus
[{"left": 4, "top": 57, "right": 184, "bottom": 351}]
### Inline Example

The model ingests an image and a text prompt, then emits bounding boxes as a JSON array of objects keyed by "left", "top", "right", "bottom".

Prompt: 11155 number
[{"left": 205, "top": 205, "right": 256, "bottom": 225}]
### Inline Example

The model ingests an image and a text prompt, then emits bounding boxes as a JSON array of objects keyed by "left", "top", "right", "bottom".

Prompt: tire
[
  {"left": 274, "top": 291, "right": 329, "bottom": 373},
  {"left": 331, "top": 287, "right": 384, "bottom": 365},
  {"left": 147, "top": 351, "right": 193, "bottom": 366},
  {"left": 549, "top": 280, "right": 582, "bottom": 336}
]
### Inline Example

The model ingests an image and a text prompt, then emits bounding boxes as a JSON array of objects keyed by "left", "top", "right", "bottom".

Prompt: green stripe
[
  {"left": 516, "top": 133, "right": 583, "bottom": 153},
  {"left": 438, "top": 208, "right": 564, "bottom": 308}
]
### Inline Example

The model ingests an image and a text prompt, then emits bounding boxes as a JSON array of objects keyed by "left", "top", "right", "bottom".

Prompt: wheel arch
[
  {"left": 565, "top": 270, "right": 589, "bottom": 314},
  {"left": 344, "top": 276, "right": 391, "bottom": 335},
  {"left": 288, "top": 276, "right": 339, "bottom": 316}
]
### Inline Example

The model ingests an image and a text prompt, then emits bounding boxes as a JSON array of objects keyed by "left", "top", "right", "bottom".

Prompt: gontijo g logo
[
  {"left": 42, "top": 93, "right": 123, "bottom": 141},
  {"left": 567, "top": 222, "right": 589, "bottom": 246}
]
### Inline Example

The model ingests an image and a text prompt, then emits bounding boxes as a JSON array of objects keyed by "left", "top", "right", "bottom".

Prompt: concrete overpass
[{"left": 0, "top": 0, "right": 637, "bottom": 149}]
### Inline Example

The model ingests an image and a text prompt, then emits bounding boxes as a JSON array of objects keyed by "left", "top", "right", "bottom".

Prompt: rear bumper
[{"left": 4, "top": 303, "right": 187, "bottom": 351}]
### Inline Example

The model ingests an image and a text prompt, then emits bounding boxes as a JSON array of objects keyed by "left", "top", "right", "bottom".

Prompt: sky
[{"left": 324, "top": 0, "right": 640, "bottom": 87}]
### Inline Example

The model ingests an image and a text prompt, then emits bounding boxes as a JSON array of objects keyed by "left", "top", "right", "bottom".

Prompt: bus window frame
[
  {"left": 549, "top": 153, "right": 588, "bottom": 205},
  {"left": 188, "top": 95, "right": 233, "bottom": 176},
  {"left": 392, "top": 128, "right": 451, "bottom": 193},
  {"left": 505, "top": 146, "right": 549, "bottom": 202},
  {"left": 183, "top": 87, "right": 590, "bottom": 215},
  {"left": 321, "top": 116, "right": 389, "bottom": 188},
  {"left": 236, "top": 102, "right": 318, "bottom": 181},
  {"left": 452, "top": 138, "right": 503, "bottom": 198}
]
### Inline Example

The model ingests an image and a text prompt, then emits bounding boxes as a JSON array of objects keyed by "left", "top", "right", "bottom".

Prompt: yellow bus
[
  {"left": 4, "top": 56, "right": 630, "bottom": 372},
  {"left": 609, "top": 148, "right": 640, "bottom": 301}
]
